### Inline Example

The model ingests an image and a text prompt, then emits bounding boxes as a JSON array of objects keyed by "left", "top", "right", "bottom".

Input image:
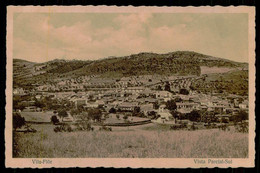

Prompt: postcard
[{"left": 5, "top": 6, "right": 255, "bottom": 168}]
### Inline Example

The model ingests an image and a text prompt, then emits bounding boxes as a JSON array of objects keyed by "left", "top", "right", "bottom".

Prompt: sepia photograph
[{"left": 5, "top": 6, "right": 255, "bottom": 168}]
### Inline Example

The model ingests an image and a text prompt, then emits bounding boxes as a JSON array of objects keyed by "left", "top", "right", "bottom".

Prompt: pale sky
[{"left": 13, "top": 13, "right": 248, "bottom": 63}]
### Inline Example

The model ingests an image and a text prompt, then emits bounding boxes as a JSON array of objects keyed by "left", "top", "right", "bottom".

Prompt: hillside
[
  {"left": 65, "top": 51, "right": 247, "bottom": 78},
  {"left": 13, "top": 51, "right": 248, "bottom": 89}
]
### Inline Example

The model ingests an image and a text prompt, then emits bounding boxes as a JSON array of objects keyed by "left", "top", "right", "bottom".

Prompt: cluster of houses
[{"left": 14, "top": 80, "right": 249, "bottom": 124}]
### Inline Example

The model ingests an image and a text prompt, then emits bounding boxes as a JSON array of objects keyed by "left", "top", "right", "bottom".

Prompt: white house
[
  {"left": 159, "top": 104, "right": 167, "bottom": 113},
  {"left": 158, "top": 112, "right": 172, "bottom": 121},
  {"left": 239, "top": 100, "right": 249, "bottom": 109},
  {"left": 13, "top": 88, "right": 25, "bottom": 95},
  {"left": 155, "top": 91, "right": 173, "bottom": 99}
]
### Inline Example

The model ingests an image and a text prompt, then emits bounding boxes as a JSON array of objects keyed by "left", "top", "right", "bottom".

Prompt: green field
[{"left": 13, "top": 124, "right": 248, "bottom": 158}]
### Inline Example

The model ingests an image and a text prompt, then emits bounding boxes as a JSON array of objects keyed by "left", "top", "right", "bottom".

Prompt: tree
[
  {"left": 58, "top": 109, "right": 68, "bottom": 118},
  {"left": 123, "top": 115, "right": 128, "bottom": 122},
  {"left": 148, "top": 111, "right": 157, "bottom": 119},
  {"left": 187, "top": 110, "right": 201, "bottom": 122},
  {"left": 88, "top": 108, "right": 102, "bottom": 122},
  {"left": 109, "top": 107, "right": 116, "bottom": 113},
  {"left": 13, "top": 112, "right": 25, "bottom": 130},
  {"left": 51, "top": 115, "right": 59, "bottom": 125},
  {"left": 34, "top": 99, "right": 45, "bottom": 109},
  {"left": 170, "top": 110, "right": 179, "bottom": 120},
  {"left": 165, "top": 100, "right": 177, "bottom": 111},
  {"left": 221, "top": 117, "right": 229, "bottom": 123},
  {"left": 164, "top": 81, "right": 171, "bottom": 92},
  {"left": 13, "top": 102, "right": 25, "bottom": 111},
  {"left": 153, "top": 101, "right": 160, "bottom": 109},
  {"left": 233, "top": 110, "right": 248, "bottom": 122},
  {"left": 179, "top": 88, "right": 189, "bottom": 95},
  {"left": 133, "top": 106, "right": 140, "bottom": 115},
  {"left": 116, "top": 114, "right": 120, "bottom": 119}
]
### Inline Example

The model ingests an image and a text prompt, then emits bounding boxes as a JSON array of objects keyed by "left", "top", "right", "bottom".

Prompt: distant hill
[{"left": 13, "top": 51, "right": 248, "bottom": 88}]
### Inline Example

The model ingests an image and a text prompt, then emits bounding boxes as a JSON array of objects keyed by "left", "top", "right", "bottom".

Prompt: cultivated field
[
  {"left": 200, "top": 66, "right": 234, "bottom": 75},
  {"left": 13, "top": 124, "right": 248, "bottom": 158},
  {"left": 20, "top": 111, "right": 53, "bottom": 123}
]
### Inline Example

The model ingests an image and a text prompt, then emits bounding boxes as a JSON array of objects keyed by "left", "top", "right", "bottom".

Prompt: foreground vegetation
[{"left": 13, "top": 124, "right": 248, "bottom": 158}]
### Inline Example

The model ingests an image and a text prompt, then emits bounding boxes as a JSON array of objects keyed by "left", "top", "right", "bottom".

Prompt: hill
[
  {"left": 13, "top": 51, "right": 248, "bottom": 90},
  {"left": 64, "top": 51, "right": 247, "bottom": 78}
]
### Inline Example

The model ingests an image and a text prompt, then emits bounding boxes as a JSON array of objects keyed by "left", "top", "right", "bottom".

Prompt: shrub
[
  {"left": 88, "top": 108, "right": 102, "bottom": 122},
  {"left": 109, "top": 108, "right": 116, "bottom": 113},
  {"left": 166, "top": 100, "right": 177, "bottom": 111},
  {"left": 234, "top": 110, "right": 248, "bottom": 122},
  {"left": 51, "top": 115, "right": 59, "bottom": 125},
  {"left": 13, "top": 112, "right": 25, "bottom": 131},
  {"left": 179, "top": 88, "right": 189, "bottom": 95},
  {"left": 187, "top": 110, "right": 201, "bottom": 122}
]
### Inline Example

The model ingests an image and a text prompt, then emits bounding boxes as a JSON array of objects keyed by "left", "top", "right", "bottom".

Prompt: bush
[
  {"left": 187, "top": 110, "right": 201, "bottom": 122},
  {"left": 123, "top": 115, "right": 128, "bottom": 121},
  {"left": 13, "top": 112, "right": 25, "bottom": 130},
  {"left": 88, "top": 108, "right": 102, "bottom": 122},
  {"left": 234, "top": 110, "right": 248, "bottom": 122},
  {"left": 51, "top": 115, "right": 59, "bottom": 125},
  {"left": 81, "top": 121, "right": 92, "bottom": 131},
  {"left": 54, "top": 121, "right": 93, "bottom": 132},
  {"left": 179, "top": 88, "right": 189, "bottom": 95},
  {"left": 166, "top": 100, "right": 177, "bottom": 111},
  {"left": 109, "top": 108, "right": 116, "bottom": 113}
]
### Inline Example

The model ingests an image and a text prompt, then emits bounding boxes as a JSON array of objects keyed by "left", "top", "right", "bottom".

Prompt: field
[
  {"left": 20, "top": 111, "right": 53, "bottom": 122},
  {"left": 13, "top": 123, "right": 248, "bottom": 158},
  {"left": 200, "top": 66, "right": 234, "bottom": 75}
]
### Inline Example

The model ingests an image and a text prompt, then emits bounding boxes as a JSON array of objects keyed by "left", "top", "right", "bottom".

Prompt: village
[{"left": 13, "top": 74, "right": 249, "bottom": 132}]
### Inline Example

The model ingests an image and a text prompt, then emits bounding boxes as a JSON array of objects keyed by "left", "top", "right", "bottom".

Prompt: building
[
  {"left": 23, "top": 106, "right": 38, "bottom": 112},
  {"left": 158, "top": 104, "right": 167, "bottom": 113},
  {"left": 124, "top": 87, "right": 145, "bottom": 94},
  {"left": 84, "top": 102, "right": 99, "bottom": 108},
  {"left": 140, "top": 104, "right": 154, "bottom": 116},
  {"left": 155, "top": 91, "right": 173, "bottom": 99},
  {"left": 158, "top": 112, "right": 172, "bottom": 121},
  {"left": 176, "top": 102, "right": 199, "bottom": 111},
  {"left": 239, "top": 100, "right": 249, "bottom": 109},
  {"left": 13, "top": 88, "right": 25, "bottom": 95},
  {"left": 73, "top": 99, "right": 87, "bottom": 108},
  {"left": 215, "top": 114, "right": 231, "bottom": 122},
  {"left": 117, "top": 102, "right": 139, "bottom": 111},
  {"left": 35, "top": 95, "right": 42, "bottom": 100}
]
